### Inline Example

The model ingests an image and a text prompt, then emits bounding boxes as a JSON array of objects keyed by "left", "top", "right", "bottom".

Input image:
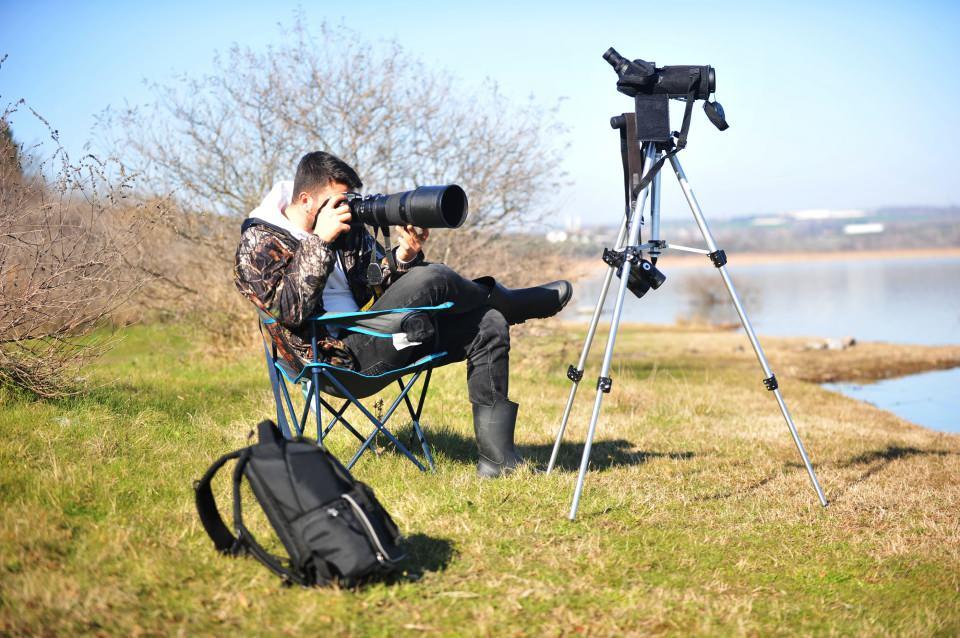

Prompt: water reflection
[{"left": 563, "top": 255, "right": 960, "bottom": 346}]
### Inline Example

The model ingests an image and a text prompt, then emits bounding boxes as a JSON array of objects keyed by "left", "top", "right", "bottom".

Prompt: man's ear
[{"left": 297, "top": 190, "right": 318, "bottom": 212}]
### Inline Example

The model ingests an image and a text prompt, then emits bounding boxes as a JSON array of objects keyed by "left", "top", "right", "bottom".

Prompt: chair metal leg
[
  {"left": 275, "top": 371, "right": 299, "bottom": 439},
  {"left": 299, "top": 382, "right": 316, "bottom": 438},
  {"left": 262, "top": 333, "right": 294, "bottom": 438},
  {"left": 320, "top": 399, "right": 350, "bottom": 440},
  {"left": 321, "top": 398, "right": 368, "bottom": 445},
  {"left": 397, "top": 369, "right": 436, "bottom": 471},
  {"left": 347, "top": 385, "right": 425, "bottom": 470},
  {"left": 311, "top": 368, "right": 324, "bottom": 441},
  {"left": 410, "top": 420, "right": 435, "bottom": 471},
  {"left": 326, "top": 369, "right": 427, "bottom": 472}
]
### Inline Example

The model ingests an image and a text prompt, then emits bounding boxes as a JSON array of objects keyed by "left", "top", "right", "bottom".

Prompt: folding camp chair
[{"left": 258, "top": 302, "right": 453, "bottom": 472}]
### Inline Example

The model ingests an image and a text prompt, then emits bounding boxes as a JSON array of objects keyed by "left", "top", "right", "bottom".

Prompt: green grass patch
[{"left": 1, "top": 322, "right": 959, "bottom": 636}]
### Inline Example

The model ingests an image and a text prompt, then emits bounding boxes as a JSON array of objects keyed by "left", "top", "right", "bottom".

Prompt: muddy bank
[{"left": 538, "top": 320, "right": 960, "bottom": 384}]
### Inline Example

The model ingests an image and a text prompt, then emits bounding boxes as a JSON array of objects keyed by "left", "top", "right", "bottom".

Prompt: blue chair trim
[
  {"left": 310, "top": 301, "right": 454, "bottom": 323},
  {"left": 278, "top": 351, "right": 448, "bottom": 385},
  {"left": 341, "top": 325, "right": 393, "bottom": 338},
  {"left": 260, "top": 301, "right": 453, "bottom": 326}
]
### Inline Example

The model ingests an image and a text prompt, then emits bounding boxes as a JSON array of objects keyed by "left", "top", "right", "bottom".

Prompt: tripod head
[{"left": 603, "top": 47, "right": 729, "bottom": 143}]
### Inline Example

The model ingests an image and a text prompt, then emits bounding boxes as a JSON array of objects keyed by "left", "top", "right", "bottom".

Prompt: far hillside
[{"left": 530, "top": 206, "right": 960, "bottom": 258}]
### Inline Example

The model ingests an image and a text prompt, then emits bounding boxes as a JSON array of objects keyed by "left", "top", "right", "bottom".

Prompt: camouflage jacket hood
[{"left": 234, "top": 184, "right": 424, "bottom": 371}]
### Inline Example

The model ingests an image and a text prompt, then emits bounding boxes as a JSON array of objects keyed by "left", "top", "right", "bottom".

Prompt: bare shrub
[
  {"left": 680, "top": 273, "right": 761, "bottom": 328},
  {"left": 0, "top": 101, "right": 153, "bottom": 398},
  {"left": 126, "top": 206, "right": 256, "bottom": 351},
  {"left": 103, "top": 16, "right": 568, "bottom": 307}
]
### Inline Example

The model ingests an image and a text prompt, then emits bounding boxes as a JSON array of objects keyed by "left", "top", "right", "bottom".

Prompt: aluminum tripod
[{"left": 547, "top": 140, "right": 829, "bottom": 520}]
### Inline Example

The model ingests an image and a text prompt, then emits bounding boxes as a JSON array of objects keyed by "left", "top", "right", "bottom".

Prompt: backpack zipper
[{"left": 341, "top": 493, "right": 398, "bottom": 564}]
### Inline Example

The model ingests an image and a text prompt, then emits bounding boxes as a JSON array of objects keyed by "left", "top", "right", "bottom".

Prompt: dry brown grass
[{"left": 1, "top": 322, "right": 958, "bottom": 636}]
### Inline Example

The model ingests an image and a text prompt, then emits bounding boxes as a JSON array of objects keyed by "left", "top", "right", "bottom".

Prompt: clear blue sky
[{"left": 2, "top": 0, "right": 958, "bottom": 224}]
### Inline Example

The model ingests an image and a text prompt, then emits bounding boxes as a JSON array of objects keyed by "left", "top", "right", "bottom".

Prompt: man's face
[
  {"left": 297, "top": 180, "right": 353, "bottom": 235},
  {"left": 309, "top": 180, "right": 351, "bottom": 211}
]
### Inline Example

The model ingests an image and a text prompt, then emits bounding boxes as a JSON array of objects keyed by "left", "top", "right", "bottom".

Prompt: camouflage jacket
[{"left": 234, "top": 219, "right": 424, "bottom": 372}]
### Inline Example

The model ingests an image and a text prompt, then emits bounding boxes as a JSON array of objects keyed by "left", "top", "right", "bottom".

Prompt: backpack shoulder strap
[{"left": 194, "top": 448, "right": 245, "bottom": 554}]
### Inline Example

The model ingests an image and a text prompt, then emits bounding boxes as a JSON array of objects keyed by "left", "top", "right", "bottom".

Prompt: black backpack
[{"left": 194, "top": 420, "right": 405, "bottom": 586}]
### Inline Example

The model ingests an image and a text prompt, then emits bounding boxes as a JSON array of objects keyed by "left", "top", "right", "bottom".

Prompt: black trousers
[{"left": 341, "top": 263, "right": 509, "bottom": 407}]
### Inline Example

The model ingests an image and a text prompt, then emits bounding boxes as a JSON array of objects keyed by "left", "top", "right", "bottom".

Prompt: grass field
[{"left": 1, "top": 321, "right": 959, "bottom": 636}]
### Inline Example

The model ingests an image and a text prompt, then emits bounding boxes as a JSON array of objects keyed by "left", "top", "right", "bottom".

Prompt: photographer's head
[
  {"left": 292, "top": 151, "right": 362, "bottom": 205},
  {"left": 287, "top": 151, "right": 361, "bottom": 240}
]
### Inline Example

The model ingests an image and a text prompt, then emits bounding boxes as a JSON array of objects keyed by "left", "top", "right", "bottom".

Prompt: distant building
[
  {"left": 843, "top": 223, "right": 884, "bottom": 235},
  {"left": 546, "top": 230, "right": 569, "bottom": 243},
  {"left": 752, "top": 216, "right": 787, "bottom": 227},
  {"left": 789, "top": 208, "right": 867, "bottom": 221}
]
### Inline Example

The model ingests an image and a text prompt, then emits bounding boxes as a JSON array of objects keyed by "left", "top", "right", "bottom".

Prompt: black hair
[{"left": 291, "top": 151, "right": 362, "bottom": 202}]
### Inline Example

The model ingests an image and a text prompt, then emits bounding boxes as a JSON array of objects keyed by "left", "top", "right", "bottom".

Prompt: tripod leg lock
[
  {"left": 708, "top": 249, "right": 727, "bottom": 268},
  {"left": 567, "top": 365, "right": 584, "bottom": 383},
  {"left": 597, "top": 376, "right": 613, "bottom": 393},
  {"left": 763, "top": 375, "right": 778, "bottom": 391},
  {"left": 602, "top": 247, "right": 624, "bottom": 269}
]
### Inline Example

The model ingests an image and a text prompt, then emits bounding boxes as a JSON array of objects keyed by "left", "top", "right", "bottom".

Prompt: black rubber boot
[
  {"left": 473, "top": 276, "right": 573, "bottom": 325},
  {"left": 472, "top": 399, "right": 522, "bottom": 478}
]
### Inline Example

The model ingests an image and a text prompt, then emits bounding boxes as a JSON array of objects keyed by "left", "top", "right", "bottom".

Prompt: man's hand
[
  {"left": 311, "top": 195, "right": 352, "bottom": 242},
  {"left": 395, "top": 225, "right": 429, "bottom": 262}
]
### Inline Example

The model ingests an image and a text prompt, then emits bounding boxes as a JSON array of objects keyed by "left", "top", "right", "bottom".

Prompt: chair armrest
[
  {"left": 257, "top": 301, "right": 453, "bottom": 331},
  {"left": 311, "top": 301, "right": 453, "bottom": 339},
  {"left": 308, "top": 301, "right": 453, "bottom": 324}
]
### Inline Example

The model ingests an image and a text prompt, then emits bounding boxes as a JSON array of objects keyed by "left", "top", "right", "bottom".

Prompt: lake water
[
  {"left": 562, "top": 254, "right": 960, "bottom": 433},
  {"left": 823, "top": 367, "right": 960, "bottom": 434},
  {"left": 563, "top": 254, "right": 960, "bottom": 345}
]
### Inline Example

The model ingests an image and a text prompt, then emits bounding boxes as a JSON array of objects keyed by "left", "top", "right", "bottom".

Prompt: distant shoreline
[{"left": 571, "top": 246, "right": 960, "bottom": 273}]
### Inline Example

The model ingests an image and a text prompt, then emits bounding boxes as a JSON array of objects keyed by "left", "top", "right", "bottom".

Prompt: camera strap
[
  {"left": 365, "top": 226, "right": 386, "bottom": 288},
  {"left": 675, "top": 77, "right": 699, "bottom": 150}
]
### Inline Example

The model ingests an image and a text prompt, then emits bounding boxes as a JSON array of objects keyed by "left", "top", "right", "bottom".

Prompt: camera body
[
  {"left": 602, "top": 247, "right": 666, "bottom": 299},
  {"left": 344, "top": 185, "right": 468, "bottom": 229}
]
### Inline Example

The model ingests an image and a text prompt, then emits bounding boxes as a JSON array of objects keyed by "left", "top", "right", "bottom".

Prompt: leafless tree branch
[{"left": 103, "top": 18, "right": 568, "bottom": 284}]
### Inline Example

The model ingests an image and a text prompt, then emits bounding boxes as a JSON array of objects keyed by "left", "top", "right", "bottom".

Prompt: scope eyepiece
[{"left": 603, "top": 47, "right": 628, "bottom": 72}]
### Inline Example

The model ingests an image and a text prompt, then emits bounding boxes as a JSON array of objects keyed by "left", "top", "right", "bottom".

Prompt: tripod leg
[
  {"left": 546, "top": 215, "right": 630, "bottom": 475},
  {"left": 649, "top": 168, "right": 662, "bottom": 261},
  {"left": 569, "top": 143, "right": 659, "bottom": 520},
  {"left": 668, "top": 154, "right": 828, "bottom": 507}
]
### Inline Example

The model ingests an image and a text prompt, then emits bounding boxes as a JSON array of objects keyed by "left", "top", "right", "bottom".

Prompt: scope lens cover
[{"left": 703, "top": 100, "right": 729, "bottom": 131}]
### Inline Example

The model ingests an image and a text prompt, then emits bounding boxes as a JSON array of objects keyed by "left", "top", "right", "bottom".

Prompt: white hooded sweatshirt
[{"left": 247, "top": 181, "right": 359, "bottom": 321}]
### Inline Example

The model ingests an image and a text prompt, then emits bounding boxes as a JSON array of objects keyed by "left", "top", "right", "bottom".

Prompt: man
[{"left": 235, "top": 151, "right": 571, "bottom": 477}]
